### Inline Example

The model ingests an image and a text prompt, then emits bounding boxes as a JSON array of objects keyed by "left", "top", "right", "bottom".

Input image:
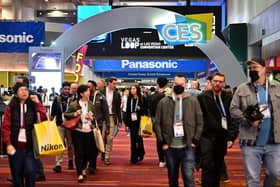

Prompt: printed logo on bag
[{"left": 41, "top": 143, "right": 64, "bottom": 152}]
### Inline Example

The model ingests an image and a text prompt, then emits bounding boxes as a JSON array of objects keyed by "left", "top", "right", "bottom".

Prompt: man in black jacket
[
  {"left": 197, "top": 72, "right": 238, "bottom": 187},
  {"left": 150, "top": 76, "right": 169, "bottom": 167}
]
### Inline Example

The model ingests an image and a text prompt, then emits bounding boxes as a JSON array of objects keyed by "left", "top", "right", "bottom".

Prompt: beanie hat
[{"left": 13, "top": 82, "right": 28, "bottom": 94}]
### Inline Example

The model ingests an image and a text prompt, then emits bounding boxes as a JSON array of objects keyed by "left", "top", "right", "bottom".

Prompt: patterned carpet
[{"left": 0, "top": 128, "right": 279, "bottom": 187}]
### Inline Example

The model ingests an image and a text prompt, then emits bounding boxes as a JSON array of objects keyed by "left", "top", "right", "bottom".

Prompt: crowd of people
[{"left": 1, "top": 57, "right": 280, "bottom": 187}]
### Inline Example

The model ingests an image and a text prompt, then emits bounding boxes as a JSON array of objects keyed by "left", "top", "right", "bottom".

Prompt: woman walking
[
  {"left": 64, "top": 84, "right": 97, "bottom": 183},
  {"left": 2, "top": 82, "right": 47, "bottom": 187},
  {"left": 123, "top": 85, "right": 146, "bottom": 164}
]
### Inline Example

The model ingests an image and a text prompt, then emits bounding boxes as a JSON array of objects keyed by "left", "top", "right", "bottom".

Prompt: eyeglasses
[{"left": 212, "top": 80, "right": 224, "bottom": 84}]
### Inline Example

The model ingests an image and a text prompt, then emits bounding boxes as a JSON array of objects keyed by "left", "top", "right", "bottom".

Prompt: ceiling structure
[{"left": 2, "top": 0, "right": 225, "bottom": 23}]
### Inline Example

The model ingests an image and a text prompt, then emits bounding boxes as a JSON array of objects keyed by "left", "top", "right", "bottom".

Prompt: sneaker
[
  {"left": 77, "top": 175, "right": 84, "bottom": 183},
  {"left": 104, "top": 159, "right": 111, "bottom": 165},
  {"left": 7, "top": 176, "right": 13, "bottom": 182},
  {"left": 159, "top": 162, "right": 166, "bottom": 168},
  {"left": 221, "top": 178, "right": 230, "bottom": 183},
  {"left": 82, "top": 170, "right": 87, "bottom": 178},
  {"left": 195, "top": 178, "right": 202, "bottom": 185},
  {"left": 220, "top": 175, "right": 230, "bottom": 183},
  {"left": 36, "top": 175, "right": 46, "bottom": 182},
  {"left": 53, "top": 165, "right": 61, "bottom": 173},
  {"left": 68, "top": 160, "right": 74, "bottom": 170}
]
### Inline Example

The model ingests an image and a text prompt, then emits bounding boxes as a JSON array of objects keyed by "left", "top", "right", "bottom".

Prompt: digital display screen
[
  {"left": 31, "top": 52, "right": 62, "bottom": 70},
  {"left": 77, "top": 5, "right": 112, "bottom": 43}
]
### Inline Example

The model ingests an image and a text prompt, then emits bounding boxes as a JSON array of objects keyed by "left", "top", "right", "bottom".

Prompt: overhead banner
[
  {"left": 93, "top": 59, "right": 207, "bottom": 72},
  {"left": 0, "top": 21, "right": 45, "bottom": 53}
]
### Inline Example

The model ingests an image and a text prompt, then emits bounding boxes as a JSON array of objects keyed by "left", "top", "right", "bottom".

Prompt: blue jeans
[
  {"left": 8, "top": 148, "right": 36, "bottom": 187},
  {"left": 165, "top": 147, "right": 195, "bottom": 187},
  {"left": 241, "top": 144, "right": 280, "bottom": 187}
]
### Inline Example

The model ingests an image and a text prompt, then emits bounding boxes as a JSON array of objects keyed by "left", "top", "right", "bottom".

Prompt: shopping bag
[
  {"left": 32, "top": 119, "right": 65, "bottom": 158},
  {"left": 139, "top": 116, "right": 153, "bottom": 138},
  {"left": 62, "top": 115, "right": 81, "bottom": 130},
  {"left": 93, "top": 121, "right": 105, "bottom": 153}
]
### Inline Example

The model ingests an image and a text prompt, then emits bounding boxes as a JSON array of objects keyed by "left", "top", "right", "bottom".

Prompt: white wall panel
[{"left": 227, "top": 0, "right": 278, "bottom": 24}]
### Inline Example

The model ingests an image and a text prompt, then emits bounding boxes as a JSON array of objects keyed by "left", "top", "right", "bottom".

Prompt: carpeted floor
[{"left": 0, "top": 127, "right": 279, "bottom": 187}]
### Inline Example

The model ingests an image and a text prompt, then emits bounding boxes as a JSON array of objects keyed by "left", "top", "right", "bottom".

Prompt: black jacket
[
  {"left": 51, "top": 95, "right": 74, "bottom": 126},
  {"left": 197, "top": 90, "right": 238, "bottom": 142},
  {"left": 149, "top": 91, "right": 165, "bottom": 117},
  {"left": 124, "top": 95, "right": 146, "bottom": 125}
]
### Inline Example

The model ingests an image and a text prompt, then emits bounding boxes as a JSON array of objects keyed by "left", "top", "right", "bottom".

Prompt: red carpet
[{"left": 0, "top": 127, "right": 279, "bottom": 186}]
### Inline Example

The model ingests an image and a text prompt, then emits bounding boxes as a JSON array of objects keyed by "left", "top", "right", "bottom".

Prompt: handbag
[
  {"left": 32, "top": 118, "right": 65, "bottom": 158},
  {"left": 93, "top": 121, "right": 105, "bottom": 153},
  {"left": 139, "top": 115, "right": 153, "bottom": 138},
  {"left": 62, "top": 115, "right": 81, "bottom": 130}
]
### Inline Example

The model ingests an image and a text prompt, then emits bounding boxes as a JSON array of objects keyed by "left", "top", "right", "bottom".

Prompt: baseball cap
[{"left": 246, "top": 58, "right": 265, "bottom": 67}]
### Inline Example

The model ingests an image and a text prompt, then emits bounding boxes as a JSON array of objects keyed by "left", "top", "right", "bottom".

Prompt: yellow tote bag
[
  {"left": 139, "top": 116, "right": 153, "bottom": 138},
  {"left": 32, "top": 119, "right": 65, "bottom": 158}
]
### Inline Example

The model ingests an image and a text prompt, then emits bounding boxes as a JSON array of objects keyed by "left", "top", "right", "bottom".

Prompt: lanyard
[
  {"left": 131, "top": 98, "right": 138, "bottom": 113},
  {"left": 213, "top": 93, "right": 226, "bottom": 117},
  {"left": 173, "top": 96, "right": 183, "bottom": 121},
  {"left": 92, "top": 91, "right": 97, "bottom": 104},
  {"left": 179, "top": 98, "right": 182, "bottom": 120},
  {"left": 20, "top": 104, "right": 26, "bottom": 127}
]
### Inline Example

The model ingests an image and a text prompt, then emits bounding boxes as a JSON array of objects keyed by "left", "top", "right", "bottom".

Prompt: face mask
[
  {"left": 249, "top": 70, "right": 259, "bottom": 82},
  {"left": 173, "top": 85, "right": 185, "bottom": 95}
]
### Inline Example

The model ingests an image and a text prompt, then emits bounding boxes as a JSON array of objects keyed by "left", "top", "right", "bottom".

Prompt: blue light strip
[
  {"left": 221, "top": 0, "right": 226, "bottom": 30},
  {"left": 190, "top": 0, "right": 225, "bottom": 6}
]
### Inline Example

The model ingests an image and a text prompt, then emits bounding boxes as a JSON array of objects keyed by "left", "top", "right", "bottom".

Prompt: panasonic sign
[
  {"left": 0, "top": 32, "right": 34, "bottom": 43},
  {"left": 121, "top": 60, "right": 178, "bottom": 69},
  {"left": 94, "top": 59, "right": 207, "bottom": 72},
  {"left": 0, "top": 21, "right": 45, "bottom": 52}
]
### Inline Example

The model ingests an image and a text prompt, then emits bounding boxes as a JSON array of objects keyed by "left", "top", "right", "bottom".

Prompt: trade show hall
[{"left": 1, "top": 0, "right": 280, "bottom": 187}]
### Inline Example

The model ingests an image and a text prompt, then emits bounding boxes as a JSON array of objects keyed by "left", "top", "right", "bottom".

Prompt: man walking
[
  {"left": 150, "top": 76, "right": 171, "bottom": 167},
  {"left": 154, "top": 74, "right": 203, "bottom": 187},
  {"left": 99, "top": 77, "right": 122, "bottom": 165},
  {"left": 51, "top": 82, "right": 75, "bottom": 172},
  {"left": 230, "top": 58, "right": 280, "bottom": 187},
  {"left": 197, "top": 72, "right": 238, "bottom": 187}
]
